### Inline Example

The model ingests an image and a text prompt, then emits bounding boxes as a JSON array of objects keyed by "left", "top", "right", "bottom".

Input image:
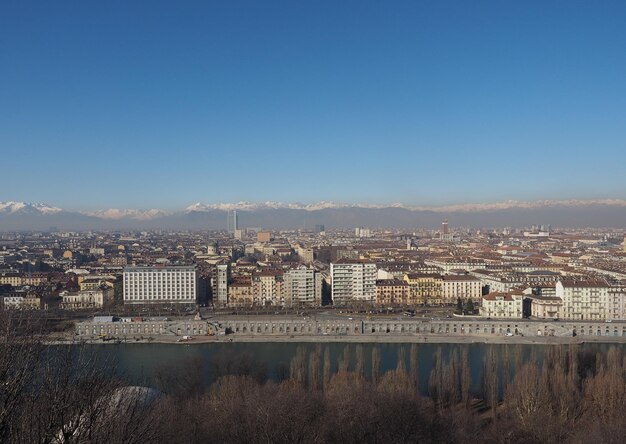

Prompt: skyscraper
[
  {"left": 442, "top": 219, "right": 449, "bottom": 235},
  {"left": 227, "top": 210, "right": 238, "bottom": 234},
  {"left": 215, "top": 263, "right": 229, "bottom": 306}
]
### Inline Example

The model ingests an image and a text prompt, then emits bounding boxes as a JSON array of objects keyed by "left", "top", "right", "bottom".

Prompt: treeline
[
  {"left": 156, "top": 344, "right": 626, "bottom": 443},
  {"left": 2, "top": 312, "right": 626, "bottom": 443}
]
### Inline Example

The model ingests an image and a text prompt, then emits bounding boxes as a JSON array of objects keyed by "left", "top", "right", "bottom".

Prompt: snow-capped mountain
[
  {"left": 0, "top": 201, "right": 63, "bottom": 215},
  {"left": 81, "top": 208, "right": 173, "bottom": 220},
  {"left": 185, "top": 199, "right": 626, "bottom": 213},
  {"left": 1, "top": 199, "right": 626, "bottom": 230},
  {"left": 184, "top": 201, "right": 351, "bottom": 212}
]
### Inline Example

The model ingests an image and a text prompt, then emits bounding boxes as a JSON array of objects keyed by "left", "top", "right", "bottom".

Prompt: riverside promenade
[{"left": 73, "top": 314, "right": 626, "bottom": 344}]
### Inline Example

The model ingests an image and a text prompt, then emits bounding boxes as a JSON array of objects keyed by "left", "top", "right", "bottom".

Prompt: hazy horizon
[
  {"left": 2, "top": 198, "right": 626, "bottom": 231},
  {"left": 2, "top": 1, "right": 626, "bottom": 209}
]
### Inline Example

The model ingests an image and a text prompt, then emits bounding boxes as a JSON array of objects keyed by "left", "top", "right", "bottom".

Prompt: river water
[{"left": 82, "top": 341, "right": 626, "bottom": 395}]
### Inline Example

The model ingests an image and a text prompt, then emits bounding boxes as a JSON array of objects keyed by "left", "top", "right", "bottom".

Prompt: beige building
[
  {"left": 375, "top": 279, "right": 410, "bottom": 306},
  {"left": 0, "top": 272, "right": 48, "bottom": 286},
  {"left": 252, "top": 269, "right": 284, "bottom": 306},
  {"left": 296, "top": 245, "right": 314, "bottom": 264},
  {"left": 403, "top": 273, "right": 443, "bottom": 305},
  {"left": 227, "top": 277, "right": 253, "bottom": 307},
  {"left": 526, "top": 295, "right": 563, "bottom": 319},
  {"left": 257, "top": 231, "right": 271, "bottom": 243},
  {"left": 481, "top": 291, "right": 524, "bottom": 319},
  {"left": 78, "top": 275, "right": 119, "bottom": 292},
  {"left": 442, "top": 275, "right": 482, "bottom": 303}
]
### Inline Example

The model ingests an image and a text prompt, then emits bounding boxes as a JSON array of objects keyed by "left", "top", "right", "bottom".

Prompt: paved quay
[{"left": 71, "top": 313, "right": 626, "bottom": 345}]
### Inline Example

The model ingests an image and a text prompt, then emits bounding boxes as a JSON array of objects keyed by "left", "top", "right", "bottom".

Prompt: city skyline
[
  {"left": 2, "top": 1, "right": 626, "bottom": 209},
  {"left": 4, "top": 2, "right": 626, "bottom": 442}
]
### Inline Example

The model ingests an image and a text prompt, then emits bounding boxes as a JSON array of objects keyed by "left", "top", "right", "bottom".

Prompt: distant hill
[{"left": 1, "top": 200, "right": 626, "bottom": 231}]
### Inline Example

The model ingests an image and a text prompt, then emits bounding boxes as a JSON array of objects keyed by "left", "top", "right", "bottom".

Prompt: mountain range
[{"left": 1, "top": 200, "right": 626, "bottom": 231}]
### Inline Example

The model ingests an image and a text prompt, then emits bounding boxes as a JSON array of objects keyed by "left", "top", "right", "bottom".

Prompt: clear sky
[{"left": 1, "top": 0, "right": 626, "bottom": 210}]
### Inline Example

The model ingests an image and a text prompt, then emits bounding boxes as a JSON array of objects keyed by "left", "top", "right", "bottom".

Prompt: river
[{"left": 81, "top": 341, "right": 626, "bottom": 395}]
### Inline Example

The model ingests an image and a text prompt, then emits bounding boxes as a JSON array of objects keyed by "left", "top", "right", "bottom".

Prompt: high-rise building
[
  {"left": 442, "top": 219, "right": 449, "bottom": 235},
  {"left": 227, "top": 210, "right": 238, "bottom": 234},
  {"left": 355, "top": 227, "right": 371, "bottom": 238},
  {"left": 123, "top": 266, "right": 197, "bottom": 304},
  {"left": 330, "top": 259, "right": 376, "bottom": 304},
  {"left": 284, "top": 266, "right": 322, "bottom": 306},
  {"left": 215, "top": 263, "right": 229, "bottom": 306}
]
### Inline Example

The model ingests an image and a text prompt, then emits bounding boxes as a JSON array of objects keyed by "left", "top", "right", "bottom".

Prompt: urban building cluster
[{"left": 2, "top": 215, "right": 626, "bottom": 322}]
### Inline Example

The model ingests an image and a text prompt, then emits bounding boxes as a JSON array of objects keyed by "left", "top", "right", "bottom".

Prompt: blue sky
[{"left": 1, "top": 0, "right": 626, "bottom": 210}]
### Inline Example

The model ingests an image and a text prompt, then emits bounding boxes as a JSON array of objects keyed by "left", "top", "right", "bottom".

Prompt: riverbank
[{"left": 53, "top": 332, "right": 626, "bottom": 346}]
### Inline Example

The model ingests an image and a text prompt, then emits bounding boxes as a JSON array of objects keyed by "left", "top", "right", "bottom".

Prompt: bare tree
[
  {"left": 355, "top": 345, "right": 365, "bottom": 380},
  {"left": 371, "top": 346, "right": 381, "bottom": 385},
  {"left": 323, "top": 347, "right": 332, "bottom": 389},
  {"left": 290, "top": 346, "right": 307, "bottom": 386},
  {"left": 337, "top": 345, "right": 350, "bottom": 373},
  {"left": 308, "top": 346, "right": 321, "bottom": 391},
  {"left": 409, "top": 344, "right": 419, "bottom": 391},
  {"left": 461, "top": 346, "right": 471, "bottom": 409}
]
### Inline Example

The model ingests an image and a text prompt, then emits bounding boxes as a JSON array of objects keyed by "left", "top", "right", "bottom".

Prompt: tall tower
[
  {"left": 227, "top": 210, "right": 238, "bottom": 234},
  {"left": 442, "top": 219, "right": 449, "bottom": 235}
]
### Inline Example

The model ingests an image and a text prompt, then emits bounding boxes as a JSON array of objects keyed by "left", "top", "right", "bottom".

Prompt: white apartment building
[
  {"left": 480, "top": 291, "right": 524, "bottom": 319},
  {"left": 284, "top": 266, "right": 322, "bottom": 306},
  {"left": 556, "top": 279, "right": 611, "bottom": 321},
  {"left": 330, "top": 259, "right": 376, "bottom": 304},
  {"left": 442, "top": 275, "right": 482, "bottom": 303},
  {"left": 123, "top": 266, "right": 197, "bottom": 304},
  {"left": 606, "top": 290, "right": 626, "bottom": 321}
]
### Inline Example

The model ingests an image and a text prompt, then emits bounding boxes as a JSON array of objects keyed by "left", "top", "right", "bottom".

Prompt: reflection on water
[{"left": 81, "top": 342, "right": 626, "bottom": 396}]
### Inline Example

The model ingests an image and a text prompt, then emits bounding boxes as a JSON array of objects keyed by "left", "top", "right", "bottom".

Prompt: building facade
[
  {"left": 227, "top": 277, "right": 253, "bottom": 307},
  {"left": 556, "top": 279, "right": 611, "bottom": 321},
  {"left": 403, "top": 273, "right": 443, "bottom": 305},
  {"left": 331, "top": 259, "right": 376, "bottom": 304},
  {"left": 283, "top": 266, "right": 322, "bottom": 306},
  {"left": 252, "top": 269, "right": 284, "bottom": 306},
  {"left": 442, "top": 275, "right": 482, "bottom": 303},
  {"left": 481, "top": 291, "right": 524, "bottom": 319},
  {"left": 60, "top": 288, "right": 113, "bottom": 310},
  {"left": 123, "top": 266, "right": 197, "bottom": 304},
  {"left": 227, "top": 210, "right": 238, "bottom": 234},
  {"left": 375, "top": 279, "right": 410, "bottom": 306},
  {"left": 215, "top": 264, "right": 229, "bottom": 306}
]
